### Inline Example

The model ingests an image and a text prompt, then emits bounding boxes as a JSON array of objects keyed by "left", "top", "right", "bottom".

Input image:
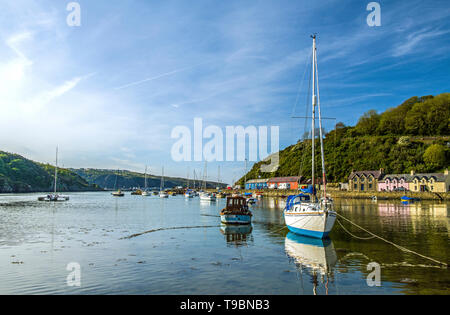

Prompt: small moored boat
[
  {"left": 38, "top": 147, "right": 69, "bottom": 202},
  {"left": 184, "top": 189, "right": 194, "bottom": 198},
  {"left": 200, "top": 192, "right": 216, "bottom": 201},
  {"left": 220, "top": 196, "right": 252, "bottom": 225},
  {"left": 112, "top": 190, "right": 125, "bottom": 197},
  {"left": 159, "top": 167, "right": 169, "bottom": 198}
]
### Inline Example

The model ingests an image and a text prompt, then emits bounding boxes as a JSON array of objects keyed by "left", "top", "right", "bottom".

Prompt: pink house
[{"left": 378, "top": 174, "right": 410, "bottom": 191}]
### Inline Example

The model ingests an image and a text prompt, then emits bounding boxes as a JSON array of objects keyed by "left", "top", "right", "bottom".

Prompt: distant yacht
[
  {"left": 111, "top": 169, "right": 124, "bottom": 197},
  {"left": 142, "top": 166, "right": 151, "bottom": 196},
  {"left": 38, "top": 147, "right": 69, "bottom": 202},
  {"left": 200, "top": 192, "right": 216, "bottom": 201},
  {"left": 159, "top": 167, "right": 169, "bottom": 198}
]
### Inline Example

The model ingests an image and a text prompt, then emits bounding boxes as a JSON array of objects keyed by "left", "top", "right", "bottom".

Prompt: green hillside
[
  {"left": 239, "top": 93, "right": 450, "bottom": 185},
  {"left": 72, "top": 168, "right": 226, "bottom": 190},
  {"left": 0, "top": 151, "right": 101, "bottom": 193}
]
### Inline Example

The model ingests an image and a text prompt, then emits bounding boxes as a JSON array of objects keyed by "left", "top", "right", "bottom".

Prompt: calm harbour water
[{"left": 0, "top": 192, "right": 448, "bottom": 295}]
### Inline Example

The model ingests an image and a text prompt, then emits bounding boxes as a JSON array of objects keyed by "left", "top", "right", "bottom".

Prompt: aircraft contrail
[{"left": 115, "top": 60, "right": 213, "bottom": 90}]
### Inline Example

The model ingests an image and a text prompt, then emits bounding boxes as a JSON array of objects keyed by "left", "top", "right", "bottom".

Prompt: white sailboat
[
  {"left": 38, "top": 147, "right": 69, "bottom": 202},
  {"left": 159, "top": 166, "right": 169, "bottom": 198},
  {"left": 184, "top": 169, "right": 194, "bottom": 198},
  {"left": 142, "top": 166, "right": 151, "bottom": 196},
  {"left": 199, "top": 161, "right": 216, "bottom": 201},
  {"left": 111, "top": 169, "right": 124, "bottom": 197},
  {"left": 284, "top": 35, "right": 336, "bottom": 239}
]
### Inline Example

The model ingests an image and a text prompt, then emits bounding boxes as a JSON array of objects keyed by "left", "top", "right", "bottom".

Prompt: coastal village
[{"left": 241, "top": 169, "right": 450, "bottom": 199}]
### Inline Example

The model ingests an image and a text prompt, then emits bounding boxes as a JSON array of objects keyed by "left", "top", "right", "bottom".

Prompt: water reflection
[
  {"left": 220, "top": 224, "right": 253, "bottom": 247},
  {"left": 265, "top": 197, "right": 286, "bottom": 210},
  {"left": 284, "top": 232, "right": 337, "bottom": 295}
]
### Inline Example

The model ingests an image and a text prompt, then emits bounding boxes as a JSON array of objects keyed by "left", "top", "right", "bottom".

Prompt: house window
[
  {"left": 414, "top": 186, "right": 417, "bottom": 190},
  {"left": 354, "top": 184, "right": 357, "bottom": 189},
  {"left": 431, "top": 186, "right": 434, "bottom": 191},
  {"left": 369, "top": 184, "right": 372, "bottom": 189}
]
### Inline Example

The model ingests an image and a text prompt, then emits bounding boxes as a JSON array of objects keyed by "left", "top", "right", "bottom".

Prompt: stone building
[{"left": 348, "top": 169, "right": 384, "bottom": 192}]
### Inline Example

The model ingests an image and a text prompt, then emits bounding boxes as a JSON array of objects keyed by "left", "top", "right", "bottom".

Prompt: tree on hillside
[
  {"left": 355, "top": 110, "right": 380, "bottom": 135},
  {"left": 377, "top": 96, "right": 419, "bottom": 135},
  {"left": 423, "top": 144, "right": 446, "bottom": 169}
]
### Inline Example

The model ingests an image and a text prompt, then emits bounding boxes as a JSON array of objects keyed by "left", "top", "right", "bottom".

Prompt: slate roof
[{"left": 348, "top": 170, "right": 384, "bottom": 180}]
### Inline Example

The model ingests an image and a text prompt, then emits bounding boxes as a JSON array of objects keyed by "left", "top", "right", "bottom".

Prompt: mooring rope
[
  {"left": 335, "top": 212, "right": 448, "bottom": 268},
  {"left": 336, "top": 218, "right": 376, "bottom": 240},
  {"left": 121, "top": 225, "right": 221, "bottom": 239}
]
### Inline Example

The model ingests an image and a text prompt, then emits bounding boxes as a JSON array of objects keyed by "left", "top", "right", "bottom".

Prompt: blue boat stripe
[{"left": 286, "top": 225, "right": 329, "bottom": 239}]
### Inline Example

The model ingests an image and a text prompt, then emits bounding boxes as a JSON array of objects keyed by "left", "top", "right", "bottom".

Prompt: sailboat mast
[
  {"left": 187, "top": 167, "right": 190, "bottom": 189},
  {"left": 144, "top": 166, "right": 147, "bottom": 190},
  {"left": 160, "top": 167, "right": 164, "bottom": 191},
  {"left": 315, "top": 47, "right": 327, "bottom": 198},
  {"left": 311, "top": 35, "right": 316, "bottom": 197},
  {"left": 54, "top": 146, "right": 58, "bottom": 195},
  {"left": 193, "top": 170, "right": 196, "bottom": 189},
  {"left": 218, "top": 165, "right": 220, "bottom": 185},
  {"left": 244, "top": 158, "right": 247, "bottom": 190},
  {"left": 203, "top": 161, "right": 207, "bottom": 190}
]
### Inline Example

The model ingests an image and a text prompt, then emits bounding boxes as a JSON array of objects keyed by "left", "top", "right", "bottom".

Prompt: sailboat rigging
[
  {"left": 284, "top": 35, "right": 336, "bottom": 238},
  {"left": 159, "top": 166, "right": 169, "bottom": 198},
  {"left": 38, "top": 147, "right": 69, "bottom": 202},
  {"left": 112, "top": 169, "right": 124, "bottom": 197}
]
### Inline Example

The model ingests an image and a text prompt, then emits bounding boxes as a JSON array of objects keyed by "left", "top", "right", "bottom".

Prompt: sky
[{"left": 0, "top": 0, "right": 449, "bottom": 184}]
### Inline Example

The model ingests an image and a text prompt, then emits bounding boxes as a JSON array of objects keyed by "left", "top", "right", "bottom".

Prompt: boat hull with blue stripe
[
  {"left": 284, "top": 194, "right": 336, "bottom": 239},
  {"left": 220, "top": 214, "right": 252, "bottom": 225}
]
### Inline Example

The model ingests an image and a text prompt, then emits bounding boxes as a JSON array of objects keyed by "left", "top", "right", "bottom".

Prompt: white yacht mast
[
  {"left": 160, "top": 167, "right": 164, "bottom": 191},
  {"left": 186, "top": 167, "right": 190, "bottom": 189},
  {"left": 244, "top": 158, "right": 247, "bottom": 189},
  {"left": 144, "top": 166, "right": 147, "bottom": 190},
  {"left": 315, "top": 46, "right": 327, "bottom": 198},
  {"left": 311, "top": 35, "right": 316, "bottom": 199},
  {"left": 54, "top": 146, "right": 58, "bottom": 195}
]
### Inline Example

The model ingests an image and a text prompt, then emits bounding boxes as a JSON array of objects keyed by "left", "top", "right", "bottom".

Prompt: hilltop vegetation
[
  {"left": 0, "top": 151, "right": 226, "bottom": 193},
  {"left": 73, "top": 168, "right": 225, "bottom": 189},
  {"left": 0, "top": 151, "right": 101, "bottom": 193},
  {"left": 240, "top": 93, "right": 450, "bottom": 184}
]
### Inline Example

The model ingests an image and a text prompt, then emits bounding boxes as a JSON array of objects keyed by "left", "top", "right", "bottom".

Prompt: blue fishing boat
[
  {"left": 220, "top": 196, "right": 252, "bottom": 225},
  {"left": 401, "top": 195, "right": 420, "bottom": 202}
]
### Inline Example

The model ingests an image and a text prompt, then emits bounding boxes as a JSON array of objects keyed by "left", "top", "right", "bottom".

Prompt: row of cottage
[
  {"left": 244, "top": 169, "right": 450, "bottom": 193},
  {"left": 347, "top": 169, "right": 450, "bottom": 193}
]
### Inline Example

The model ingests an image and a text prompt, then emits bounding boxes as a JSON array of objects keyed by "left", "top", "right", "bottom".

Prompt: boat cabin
[
  {"left": 221, "top": 196, "right": 251, "bottom": 215},
  {"left": 285, "top": 194, "right": 311, "bottom": 211},
  {"left": 226, "top": 196, "right": 248, "bottom": 209}
]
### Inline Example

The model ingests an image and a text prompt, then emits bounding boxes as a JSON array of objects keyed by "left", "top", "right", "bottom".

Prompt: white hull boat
[
  {"left": 200, "top": 193, "right": 216, "bottom": 201},
  {"left": 284, "top": 35, "right": 336, "bottom": 239},
  {"left": 159, "top": 192, "right": 169, "bottom": 198},
  {"left": 284, "top": 201, "right": 336, "bottom": 238},
  {"left": 38, "top": 194, "right": 69, "bottom": 202}
]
